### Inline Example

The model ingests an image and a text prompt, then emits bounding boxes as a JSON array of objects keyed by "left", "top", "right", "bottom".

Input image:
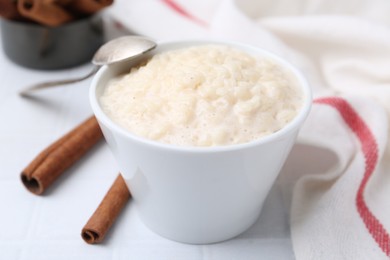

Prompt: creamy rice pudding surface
[{"left": 100, "top": 44, "right": 303, "bottom": 147}]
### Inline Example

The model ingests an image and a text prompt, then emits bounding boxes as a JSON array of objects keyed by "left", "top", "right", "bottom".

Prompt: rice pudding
[{"left": 100, "top": 44, "right": 303, "bottom": 147}]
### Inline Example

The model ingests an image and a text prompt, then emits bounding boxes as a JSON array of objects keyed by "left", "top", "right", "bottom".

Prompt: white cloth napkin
[{"left": 108, "top": 0, "right": 390, "bottom": 258}]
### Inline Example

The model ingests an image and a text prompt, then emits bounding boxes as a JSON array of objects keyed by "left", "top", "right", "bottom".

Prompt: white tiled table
[{"left": 0, "top": 30, "right": 295, "bottom": 260}]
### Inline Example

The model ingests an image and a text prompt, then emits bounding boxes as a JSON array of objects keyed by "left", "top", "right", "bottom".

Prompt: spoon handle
[{"left": 19, "top": 66, "right": 100, "bottom": 97}]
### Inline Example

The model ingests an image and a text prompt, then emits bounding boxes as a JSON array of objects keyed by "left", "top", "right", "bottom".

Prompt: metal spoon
[{"left": 19, "top": 36, "right": 157, "bottom": 96}]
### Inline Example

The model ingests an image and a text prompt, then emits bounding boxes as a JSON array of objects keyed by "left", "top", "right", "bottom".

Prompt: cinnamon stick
[
  {"left": 0, "top": 0, "right": 22, "bottom": 20},
  {"left": 50, "top": 0, "right": 74, "bottom": 6},
  {"left": 82, "top": 174, "right": 131, "bottom": 244},
  {"left": 69, "top": 0, "right": 113, "bottom": 15},
  {"left": 21, "top": 116, "right": 103, "bottom": 195},
  {"left": 17, "top": 0, "right": 73, "bottom": 26}
]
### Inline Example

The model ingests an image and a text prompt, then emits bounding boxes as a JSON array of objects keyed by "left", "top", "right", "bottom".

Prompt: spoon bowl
[{"left": 92, "top": 36, "right": 156, "bottom": 66}]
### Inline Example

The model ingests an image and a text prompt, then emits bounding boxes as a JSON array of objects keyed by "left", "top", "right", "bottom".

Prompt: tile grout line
[{"left": 18, "top": 196, "right": 42, "bottom": 260}]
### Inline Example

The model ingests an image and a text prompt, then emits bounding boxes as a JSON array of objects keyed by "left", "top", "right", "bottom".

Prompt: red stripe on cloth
[
  {"left": 161, "top": 0, "right": 208, "bottom": 27},
  {"left": 315, "top": 97, "right": 390, "bottom": 256}
]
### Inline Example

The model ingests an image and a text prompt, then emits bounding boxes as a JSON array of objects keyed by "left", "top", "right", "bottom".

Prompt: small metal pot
[{"left": 0, "top": 14, "right": 103, "bottom": 70}]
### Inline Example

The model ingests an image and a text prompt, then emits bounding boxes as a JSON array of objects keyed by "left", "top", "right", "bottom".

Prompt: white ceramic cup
[{"left": 90, "top": 40, "right": 311, "bottom": 244}]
